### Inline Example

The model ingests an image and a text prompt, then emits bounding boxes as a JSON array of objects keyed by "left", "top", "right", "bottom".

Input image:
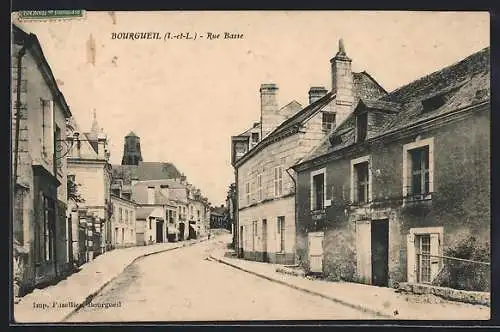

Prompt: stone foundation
[{"left": 397, "top": 282, "right": 490, "bottom": 306}]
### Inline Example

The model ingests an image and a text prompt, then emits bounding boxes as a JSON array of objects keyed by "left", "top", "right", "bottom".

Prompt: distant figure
[{"left": 208, "top": 231, "right": 211, "bottom": 240}]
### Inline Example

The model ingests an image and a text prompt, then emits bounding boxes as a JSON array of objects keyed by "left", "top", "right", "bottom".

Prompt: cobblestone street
[{"left": 64, "top": 238, "right": 377, "bottom": 322}]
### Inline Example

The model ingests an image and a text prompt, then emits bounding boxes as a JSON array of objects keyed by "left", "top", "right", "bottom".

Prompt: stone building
[
  {"left": 132, "top": 180, "right": 180, "bottom": 244},
  {"left": 109, "top": 182, "right": 138, "bottom": 248},
  {"left": 12, "top": 24, "right": 73, "bottom": 295},
  {"left": 292, "top": 47, "right": 490, "bottom": 290},
  {"left": 66, "top": 111, "right": 113, "bottom": 261},
  {"left": 231, "top": 39, "right": 386, "bottom": 265}
]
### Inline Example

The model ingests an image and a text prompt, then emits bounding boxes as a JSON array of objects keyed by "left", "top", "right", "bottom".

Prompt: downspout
[
  {"left": 13, "top": 39, "right": 29, "bottom": 190},
  {"left": 285, "top": 167, "right": 297, "bottom": 265}
]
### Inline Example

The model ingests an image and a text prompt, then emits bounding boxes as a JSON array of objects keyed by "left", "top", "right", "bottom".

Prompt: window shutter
[
  {"left": 48, "top": 100, "right": 54, "bottom": 155},
  {"left": 430, "top": 233, "right": 440, "bottom": 280}
]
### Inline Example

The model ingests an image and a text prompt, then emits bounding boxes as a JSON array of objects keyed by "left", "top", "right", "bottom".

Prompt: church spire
[{"left": 90, "top": 109, "right": 100, "bottom": 135}]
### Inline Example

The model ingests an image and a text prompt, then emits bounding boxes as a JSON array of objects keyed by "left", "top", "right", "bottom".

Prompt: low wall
[{"left": 398, "top": 282, "right": 490, "bottom": 307}]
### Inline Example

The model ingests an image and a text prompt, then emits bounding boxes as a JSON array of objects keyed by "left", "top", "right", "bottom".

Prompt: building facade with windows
[
  {"left": 66, "top": 111, "right": 113, "bottom": 262},
  {"left": 12, "top": 24, "right": 73, "bottom": 296},
  {"left": 231, "top": 40, "right": 386, "bottom": 265},
  {"left": 292, "top": 47, "right": 490, "bottom": 289},
  {"left": 110, "top": 194, "right": 137, "bottom": 248}
]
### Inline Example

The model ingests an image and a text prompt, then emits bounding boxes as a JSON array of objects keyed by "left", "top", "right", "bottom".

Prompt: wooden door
[
  {"left": 371, "top": 219, "right": 389, "bottom": 287},
  {"left": 308, "top": 232, "right": 324, "bottom": 273}
]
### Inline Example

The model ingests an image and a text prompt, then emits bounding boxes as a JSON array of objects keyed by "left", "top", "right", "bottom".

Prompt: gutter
[{"left": 13, "top": 39, "right": 29, "bottom": 189}]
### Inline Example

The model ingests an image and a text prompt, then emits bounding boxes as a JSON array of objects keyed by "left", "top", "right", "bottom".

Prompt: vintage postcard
[{"left": 10, "top": 10, "right": 491, "bottom": 323}]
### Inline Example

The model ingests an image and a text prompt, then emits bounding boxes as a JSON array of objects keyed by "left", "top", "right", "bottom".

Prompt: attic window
[
  {"left": 330, "top": 135, "right": 342, "bottom": 146},
  {"left": 322, "top": 112, "right": 336, "bottom": 132},
  {"left": 422, "top": 94, "right": 447, "bottom": 112},
  {"left": 251, "top": 132, "right": 259, "bottom": 143}
]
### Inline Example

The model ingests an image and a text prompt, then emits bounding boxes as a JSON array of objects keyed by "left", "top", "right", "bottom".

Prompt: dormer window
[
  {"left": 322, "top": 112, "right": 336, "bottom": 132},
  {"left": 251, "top": 132, "right": 259, "bottom": 143},
  {"left": 356, "top": 112, "right": 368, "bottom": 142}
]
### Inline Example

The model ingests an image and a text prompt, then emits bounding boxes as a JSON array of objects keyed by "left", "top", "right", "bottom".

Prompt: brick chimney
[
  {"left": 308, "top": 86, "right": 328, "bottom": 104},
  {"left": 260, "top": 83, "right": 282, "bottom": 139},
  {"left": 330, "top": 38, "right": 354, "bottom": 125}
]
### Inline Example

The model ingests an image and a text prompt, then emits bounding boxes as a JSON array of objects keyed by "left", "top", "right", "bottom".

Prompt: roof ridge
[
  {"left": 355, "top": 71, "right": 388, "bottom": 94},
  {"left": 384, "top": 47, "right": 490, "bottom": 100}
]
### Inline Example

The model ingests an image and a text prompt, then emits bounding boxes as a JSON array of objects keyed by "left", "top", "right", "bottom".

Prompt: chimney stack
[
  {"left": 330, "top": 38, "right": 354, "bottom": 124},
  {"left": 260, "top": 83, "right": 282, "bottom": 139},
  {"left": 308, "top": 86, "right": 328, "bottom": 104},
  {"left": 147, "top": 186, "right": 155, "bottom": 205}
]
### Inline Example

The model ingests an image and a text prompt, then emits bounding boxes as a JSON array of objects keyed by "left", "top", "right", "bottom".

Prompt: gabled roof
[
  {"left": 12, "top": 24, "right": 72, "bottom": 118},
  {"left": 296, "top": 47, "right": 490, "bottom": 167}
]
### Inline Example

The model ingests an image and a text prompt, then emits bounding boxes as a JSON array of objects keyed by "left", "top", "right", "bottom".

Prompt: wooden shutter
[{"left": 429, "top": 233, "right": 441, "bottom": 281}]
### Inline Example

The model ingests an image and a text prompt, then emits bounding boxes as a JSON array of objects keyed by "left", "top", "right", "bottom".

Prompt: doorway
[
  {"left": 178, "top": 222, "right": 185, "bottom": 241},
  {"left": 156, "top": 221, "right": 164, "bottom": 243},
  {"left": 308, "top": 232, "right": 324, "bottom": 274},
  {"left": 262, "top": 219, "right": 268, "bottom": 262},
  {"left": 371, "top": 219, "right": 389, "bottom": 287}
]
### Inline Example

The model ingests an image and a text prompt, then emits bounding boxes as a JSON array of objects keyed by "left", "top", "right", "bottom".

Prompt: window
[
  {"left": 251, "top": 132, "right": 259, "bottom": 143},
  {"left": 245, "top": 182, "right": 251, "bottom": 205},
  {"left": 407, "top": 227, "right": 443, "bottom": 284},
  {"left": 410, "top": 147, "right": 430, "bottom": 196},
  {"left": 277, "top": 216, "right": 285, "bottom": 253},
  {"left": 41, "top": 194, "right": 55, "bottom": 262},
  {"left": 403, "top": 138, "right": 434, "bottom": 200},
  {"left": 126, "top": 210, "right": 129, "bottom": 223},
  {"left": 130, "top": 229, "right": 133, "bottom": 240},
  {"left": 274, "top": 166, "right": 283, "bottom": 197},
  {"left": 322, "top": 112, "right": 336, "bottom": 131},
  {"left": 356, "top": 112, "right": 368, "bottom": 142},
  {"left": 112, "top": 189, "right": 120, "bottom": 196},
  {"left": 350, "top": 156, "right": 371, "bottom": 205},
  {"left": 41, "top": 99, "right": 54, "bottom": 156},
  {"left": 119, "top": 208, "right": 123, "bottom": 222},
  {"left": 416, "top": 234, "right": 431, "bottom": 283},
  {"left": 114, "top": 227, "right": 118, "bottom": 245},
  {"left": 311, "top": 169, "right": 326, "bottom": 211},
  {"left": 257, "top": 174, "right": 263, "bottom": 201}
]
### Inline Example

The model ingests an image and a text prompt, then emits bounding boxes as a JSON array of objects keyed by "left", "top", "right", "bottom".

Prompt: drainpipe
[
  {"left": 285, "top": 167, "right": 297, "bottom": 265},
  {"left": 13, "top": 38, "right": 29, "bottom": 190}
]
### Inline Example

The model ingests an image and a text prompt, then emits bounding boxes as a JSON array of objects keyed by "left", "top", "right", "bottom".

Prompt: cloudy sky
[{"left": 12, "top": 11, "right": 489, "bottom": 205}]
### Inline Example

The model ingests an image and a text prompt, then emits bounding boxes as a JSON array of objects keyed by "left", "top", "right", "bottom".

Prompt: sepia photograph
[{"left": 10, "top": 10, "right": 491, "bottom": 323}]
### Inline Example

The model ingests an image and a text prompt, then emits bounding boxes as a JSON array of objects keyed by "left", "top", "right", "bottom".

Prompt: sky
[{"left": 12, "top": 11, "right": 489, "bottom": 205}]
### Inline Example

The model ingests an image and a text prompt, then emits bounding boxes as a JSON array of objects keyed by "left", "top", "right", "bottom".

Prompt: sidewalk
[
  {"left": 14, "top": 237, "right": 207, "bottom": 323},
  {"left": 209, "top": 243, "right": 490, "bottom": 320}
]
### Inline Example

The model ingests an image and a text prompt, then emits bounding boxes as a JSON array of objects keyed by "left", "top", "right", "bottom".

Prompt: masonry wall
[
  {"left": 296, "top": 108, "right": 490, "bottom": 287},
  {"left": 110, "top": 197, "right": 136, "bottom": 247},
  {"left": 12, "top": 41, "right": 71, "bottom": 293}
]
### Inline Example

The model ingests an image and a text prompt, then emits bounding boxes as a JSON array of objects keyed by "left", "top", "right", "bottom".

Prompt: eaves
[
  {"left": 293, "top": 100, "right": 489, "bottom": 172},
  {"left": 233, "top": 124, "right": 301, "bottom": 169}
]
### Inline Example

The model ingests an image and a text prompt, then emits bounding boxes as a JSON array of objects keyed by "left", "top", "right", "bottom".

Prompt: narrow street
[{"left": 64, "top": 239, "right": 377, "bottom": 322}]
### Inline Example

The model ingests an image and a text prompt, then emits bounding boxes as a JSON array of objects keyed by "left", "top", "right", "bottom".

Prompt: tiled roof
[
  {"left": 297, "top": 47, "right": 490, "bottom": 166},
  {"left": 112, "top": 162, "right": 181, "bottom": 184}
]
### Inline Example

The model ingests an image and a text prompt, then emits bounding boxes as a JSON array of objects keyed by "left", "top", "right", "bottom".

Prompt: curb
[
  {"left": 61, "top": 238, "right": 207, "bottom": 322},
  {"left": 209, "top": 255, "right": 395, "bottom": 320}
]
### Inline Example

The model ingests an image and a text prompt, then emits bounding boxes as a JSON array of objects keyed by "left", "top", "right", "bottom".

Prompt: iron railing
[{"left": 416, "top": 253, "right": 490, "bottom": 292}]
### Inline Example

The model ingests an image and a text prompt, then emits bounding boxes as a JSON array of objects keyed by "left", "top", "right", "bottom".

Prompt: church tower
[{"left": 121, "top": 131, "right": 143, "bottom": 165}]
